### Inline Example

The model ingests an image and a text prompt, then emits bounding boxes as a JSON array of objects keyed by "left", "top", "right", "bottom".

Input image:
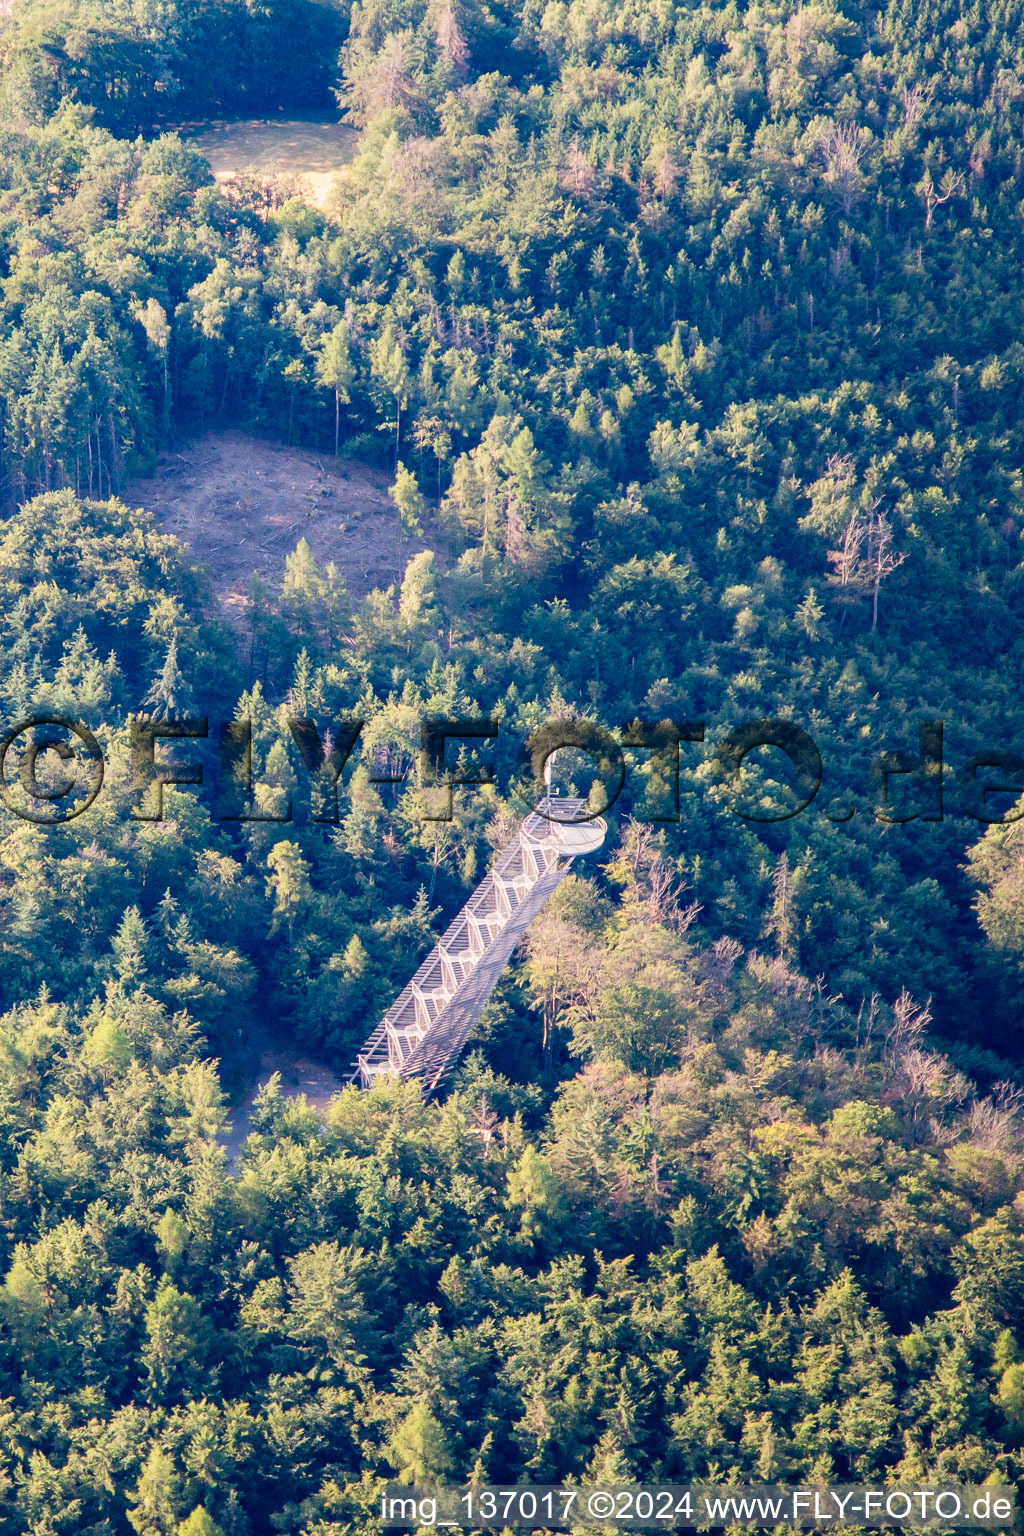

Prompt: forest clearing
[
  {"left": 185, "top": 117, "right": 358, "bottom": 206},
  {"left": 125, "top": 432, "right": 433, "bottom": 627}
]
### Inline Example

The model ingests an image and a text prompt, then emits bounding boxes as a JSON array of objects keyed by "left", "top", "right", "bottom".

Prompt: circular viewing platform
[{"left": 525, "top": 809, "right": 607, "bottom": 858}]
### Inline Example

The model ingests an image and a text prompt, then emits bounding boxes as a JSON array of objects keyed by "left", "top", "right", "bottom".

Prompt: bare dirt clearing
[
  {"left": 186, "top": 117, "right": 358, "bottom": 207},
  {"left": 126, "top": 432, "right": 433, "bottom": 627}
]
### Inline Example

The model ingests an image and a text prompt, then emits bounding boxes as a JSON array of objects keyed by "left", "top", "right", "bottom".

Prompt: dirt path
[
  {"left": 126, "top": 431, "right": 435, "bottom": 629},
  {"left": 185, "top": 117, "right": 359, "bottom": 208},
  {"left": 221, "top": 1047, "right": 348, "bottom": 1171}
]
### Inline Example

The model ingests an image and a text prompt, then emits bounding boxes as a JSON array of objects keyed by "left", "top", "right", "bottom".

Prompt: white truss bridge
[{"left": 351, "top": 799, "right": 606, "bottom": 1094}]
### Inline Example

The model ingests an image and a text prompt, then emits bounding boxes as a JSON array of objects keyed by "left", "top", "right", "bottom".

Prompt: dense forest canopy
[
  {"left": 0, "top": 0, "right": 349, "bottom": 128},
  {"left": 0, "top": 0, "right": 1024, "bottom": 1529}
]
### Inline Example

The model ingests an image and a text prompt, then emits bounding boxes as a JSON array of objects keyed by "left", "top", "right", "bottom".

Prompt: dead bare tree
[
  {"left": 562, "top": 136, "right": 596, "bottom": 200},
  {"left": 762, "top": 852, "right": 796, "bottom": 961},
  {"left": 866, "top": 511, "right": 908, "bottom": 631},
  {"left": 825, "top": 506, "right": 868, "bottom": 618},
  {"left": 708, "top": 935, "right": 744, "bottom": 981},
  {"left": 819, "top": 120, "right": 864, "bottom": 214},
  {"left": 965, "top": 1080, "right": 1024, "bottom": 1159},
  {"left": 918, "top": 167, "right": 965, "bottom": 232},
  {"left": 829, "top": 242, "right": 852, "bottom": 283},
  {"left": 826, "top": 504, "right": 906, "bottom": 630},
  {"left": 652, "top": 150, "right": 680, "bottom": 199},
  {"left": 611, "top": 820, "right": 697, "bottom": 930},
  {"left": 881, "top": 991, "right": 969, "bottom": 1139},
  {"left": 897, "top": 1047, "right": 970, "bottom": 1138},
  {"left": 853, "top": 993, "right": 883, "bottom": 1070},
  {"left": 899, "top": 82, "right": 930, "bottom": 137},
  {"left": 434, "top": 4, "right": 469, "bottom": 75},
  {"left": 885, "top": 988, "right": 931, "bottom": 1065}
]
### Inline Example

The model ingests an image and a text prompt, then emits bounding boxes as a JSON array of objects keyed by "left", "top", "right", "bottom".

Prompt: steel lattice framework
[{"left": 351, "top": 799, "right": 606, "bottom": 1094}]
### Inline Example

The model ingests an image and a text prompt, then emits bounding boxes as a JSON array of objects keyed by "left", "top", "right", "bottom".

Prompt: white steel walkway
[{"left": 351, "top": 799, "right": 606, "bottom": 1094}]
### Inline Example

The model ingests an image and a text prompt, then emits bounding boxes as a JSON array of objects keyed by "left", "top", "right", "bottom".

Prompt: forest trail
[
  {"left": 126, "top": 432, "right": 436, "bottom": 630},
  {"left": 185, "top": 117, "right": 359, "bottom": 207},
  {"left": 221, "top": 1047, "right": 347, "bottom": 1172}
]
